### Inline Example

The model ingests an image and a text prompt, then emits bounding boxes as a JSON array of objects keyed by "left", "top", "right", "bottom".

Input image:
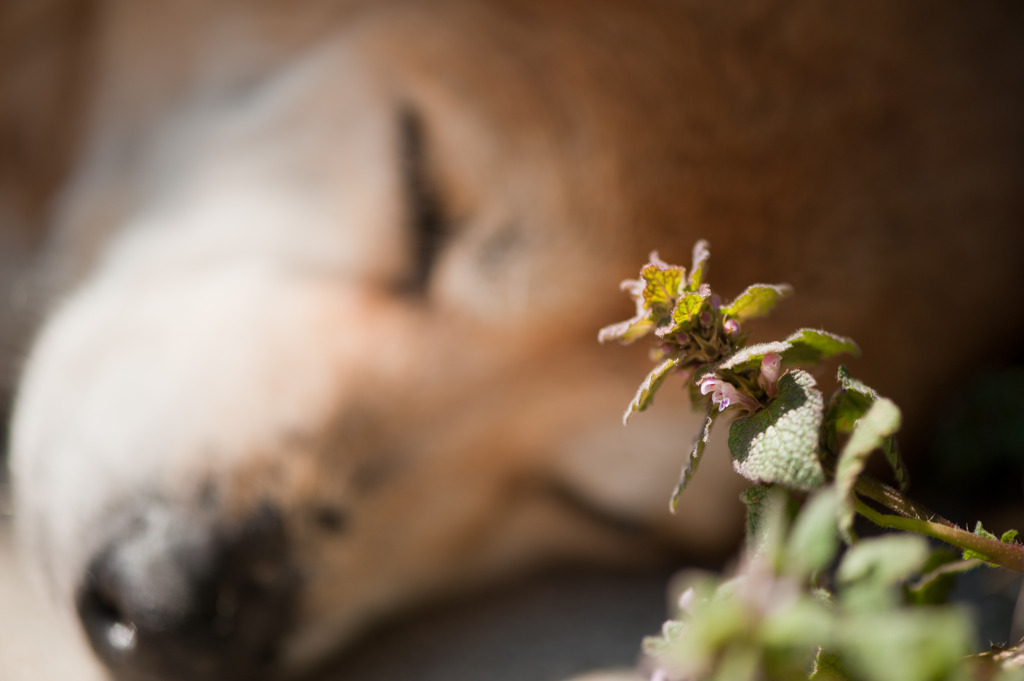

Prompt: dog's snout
[{"left": 76, "top": 503, "right": 295, "bottom": 680}]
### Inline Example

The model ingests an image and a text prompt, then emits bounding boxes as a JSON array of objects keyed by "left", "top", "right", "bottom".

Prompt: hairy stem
[
  {"left": 854, "top": 499, "right": 1024, "bottom": 572},
  {"left": 853, "top": 476, "right": 955, "bottom": 527}
]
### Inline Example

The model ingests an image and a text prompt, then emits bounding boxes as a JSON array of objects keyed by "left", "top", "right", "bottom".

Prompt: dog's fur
[{"left": 4, "top": 1, "right": 1024, "bottom": 679}]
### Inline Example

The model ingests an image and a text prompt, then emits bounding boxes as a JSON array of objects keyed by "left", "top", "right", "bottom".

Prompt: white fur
[{"left": 12, "top": 43, "right": 409, "bottom": 607}]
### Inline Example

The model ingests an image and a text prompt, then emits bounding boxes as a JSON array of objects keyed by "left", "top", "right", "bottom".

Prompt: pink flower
[{"left": 698, "top": 374, "right": 759, "bottom": 412}]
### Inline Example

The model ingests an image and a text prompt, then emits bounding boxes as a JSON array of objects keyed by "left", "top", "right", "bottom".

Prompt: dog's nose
[{"left": 75, "top": 502, "right": 295, "bottom": 680}]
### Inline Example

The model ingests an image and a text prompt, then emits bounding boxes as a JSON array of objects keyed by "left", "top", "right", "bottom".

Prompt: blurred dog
[{"left": 5, "top": 1, "right": 1024, "bottom": 680}]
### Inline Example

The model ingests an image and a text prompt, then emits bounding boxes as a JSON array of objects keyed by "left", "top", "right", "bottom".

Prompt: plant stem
[
  {"left": 854, "top": 499, "right": 1024, "bottom": 572},
  {"left": 853, "top": 476, "right": 955, "bottom": 527}
]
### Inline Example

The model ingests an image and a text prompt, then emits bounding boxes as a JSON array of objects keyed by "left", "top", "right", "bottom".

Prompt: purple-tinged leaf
[
  {"left": 623, "top": 357, "right": 683, "bottom": 424},
  {"left": 598, "top": 316, "right": 655, "bottom": 345},
  {"left": 688, "top": 239, "right": 711, "bottom": 290}
]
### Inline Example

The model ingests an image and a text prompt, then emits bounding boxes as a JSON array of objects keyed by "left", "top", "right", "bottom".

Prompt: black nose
[{"left": 76, "top": 502, "right": 296, "bottom": 681}]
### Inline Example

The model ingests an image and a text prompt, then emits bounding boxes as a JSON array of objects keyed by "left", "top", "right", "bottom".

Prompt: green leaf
[
  {"left": 971, "top": 521, "right": 998, "bottom": 542},
  {"left": 825, "top": 367, "right": 908, "bottom": 491},
  {"left": 718, "top": 328, "right": 858, "bottom": 375},
  {"left": 836, "top": 365, "right": 876, "bottom": 397},
  {"left": 689, "top": 239, "right": 711, "bottom": 290},
  {"left": 729, "top": 370, "right": 827, "bottom": 491},
  {"left": 786, "top": 328, "right": 860, "bottom": 359},
  {"left": 723, "top": 283, "right": 793, "bottom": 322},
  {"left": 784, "top": 488, "right": 840, "bottom": 579},
  {"left": 834, "top": 397, "right": 902, "bottom": 543},
  {"left": 642, "top": 619, "right": 688, "bottom": 657},
  {"left": 597, "top": 315, "right": 655, "bottom": 345},
  {"left": 707, "top": 645, "right": 760, "bottom": 681},
  {"left": 836, "top": 608, "right": 975, "bottom": 681},
  {"left": 623, "top": 357, "right": 682, "bottom": 424},
  {"left": 964, "top": 522, "right": 1021, "bottom": 563},
  {"left": 645, "top": 576, "right": 749, "bottom": 681},
  {"left": 809, "top": 649, "right": 849, "bottom": 681},
  {"left": 827, "top": 366, "right": 878, "bottom": 433},
  {"left": 717, "top": 340, "right": 794, "bottom": 374},
  {"left": 671, "top": 406, "right": 719, "bottom": 511},
  {"left": 666, "top": 288, "right": 710, "bottom": 334},
  {"left": 837, "top": 534, "right": 931, "bottom": 603},
  {"left": 641, "top": 259, "right": 685, "bottom": 318},
  {"left": 759, "top": 597, "right": 837, "bottom": 672}
]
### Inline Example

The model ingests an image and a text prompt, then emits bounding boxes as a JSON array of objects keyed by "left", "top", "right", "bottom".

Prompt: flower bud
[{"left": 759, "top": 352, "right": 782, "bottom": 398}]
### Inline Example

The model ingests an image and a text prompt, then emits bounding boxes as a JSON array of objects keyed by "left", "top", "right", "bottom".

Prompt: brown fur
[{"left": 4, "top": 1, "right": 1024, "bottom": 679}]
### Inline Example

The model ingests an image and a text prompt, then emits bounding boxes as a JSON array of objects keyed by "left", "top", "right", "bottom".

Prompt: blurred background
[{"left": 1, "top": 1, "right": 1023, "bottom": 680}]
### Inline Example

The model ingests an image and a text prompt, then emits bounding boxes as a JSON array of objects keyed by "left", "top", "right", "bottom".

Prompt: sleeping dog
[{"left": 5, "top": 1, "right": 1024, "bottom": 679}]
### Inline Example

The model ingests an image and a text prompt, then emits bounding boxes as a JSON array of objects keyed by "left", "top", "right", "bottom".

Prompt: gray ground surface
[{"left": 304, "top": 569, "right": 666, "bottom": 681}]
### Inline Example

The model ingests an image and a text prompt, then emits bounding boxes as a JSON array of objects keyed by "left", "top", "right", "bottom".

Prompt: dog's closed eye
[{"left": 399, "top": 107, "right": 448, "bottom": 295}]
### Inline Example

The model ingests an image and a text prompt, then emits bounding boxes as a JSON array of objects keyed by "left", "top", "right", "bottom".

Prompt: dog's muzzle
[{"left": 75, "top": 501, "right": 296, "bottom": 681}]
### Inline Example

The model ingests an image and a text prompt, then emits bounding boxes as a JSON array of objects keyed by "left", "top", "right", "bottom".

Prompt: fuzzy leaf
[
  {"left": 828, "top": 366, "right": 878, "bottom": 431},
  {"left": 964, "top": 522, "right": 1021, "bottom": 563},
  {"left": 785, "top": 488, "right": 841, "bottom": 579},
  {"left": 836, "top": 608, "right": 975, "bottom": 681},
  {"left": 717, "top": 340, "right": 794, "bottom": 374},
  {"left": 668, "top": 288, "right": 710, "bottom": 334},
  {"left": 834, "top": 397, "right": 902, "bottom": 543},
  {"left": 826, "top": 367, "right": 908, "bottom": 491},
  {"left": 718, "top": 328, "right": 858, "bottom": 375},
  {"left": 973, "top": 521, "right": 998, "bottom": 541},
  {"left": 689, "top": 239, "right": 711, "bottom": 290},
  {"left": 840, "top": 535, "right": 931, "bottom": 585},
  {"left": 785, "top": 328, "right": 860, "bottom": 361},
  {"left": 597, "top": 315, "right": 655, "bottom": 345},
  {"left": 723, "top": 283, "right": 793, "bottom": 322},
  {"left": 836, "top": 365, "right": 876, "bottom": 397},
  {"left": 809, "top": 650, "right": 848, "bottom": 681},
  {"left": 642, "top": 619, "right": 688, "bottom": 657},
  {"left": 641, "top": 260, "right": 685, "bottom": 318},
  {"left": 837, "top": 534, "right": 931, "bottom": 612},
  {"left": 623, "top": 357, "right": 682, "bottom": 424},
  {"left": 759, "top": 598, "right": 837, "bottom": 670},
  {"left": 729, "top": 370, "right": 826, "bottom": 491},
  {"left": 671, "top": 406, "right": 719, "bottom": 511}
]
